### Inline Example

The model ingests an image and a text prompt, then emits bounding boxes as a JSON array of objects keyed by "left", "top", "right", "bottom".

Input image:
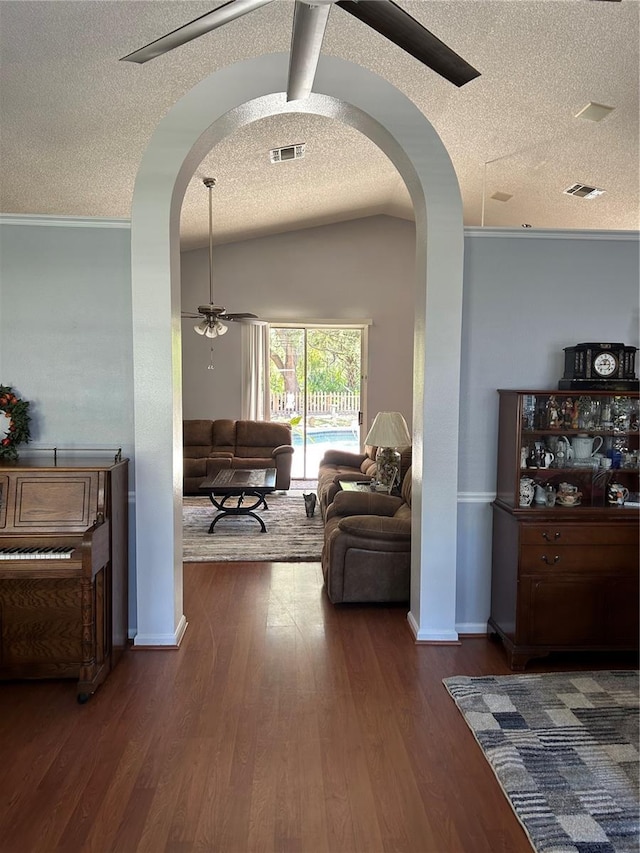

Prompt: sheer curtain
[{"left": 241, "top": 323, "right": 270, "bottom": 421}]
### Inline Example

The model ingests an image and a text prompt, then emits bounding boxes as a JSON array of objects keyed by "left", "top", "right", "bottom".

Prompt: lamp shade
[{"left": 364, "top": 412, "right": 411, "bottom": 448}]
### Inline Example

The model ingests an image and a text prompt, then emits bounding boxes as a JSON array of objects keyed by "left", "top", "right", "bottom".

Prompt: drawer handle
[
  {"left": 541, "top": 555, "right": 560, "bottom": 565},
  {"left": 542, "top": 532, "right": 561, "bottom": 542}
]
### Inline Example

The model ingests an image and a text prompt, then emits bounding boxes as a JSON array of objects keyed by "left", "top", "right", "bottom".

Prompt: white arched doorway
[{"left": 131, "top": 53, "right": 464, "bottom": 646}]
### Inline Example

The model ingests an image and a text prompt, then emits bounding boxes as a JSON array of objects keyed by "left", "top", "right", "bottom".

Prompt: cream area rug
[
  {"left": 444, "top": 670, "right": 639, "bottom": 853},
  {"left": 183, "top": 491, "right": 323, "bottom": 562}
]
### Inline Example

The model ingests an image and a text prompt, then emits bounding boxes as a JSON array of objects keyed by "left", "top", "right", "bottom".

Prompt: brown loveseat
[
  {"left": 316, "top": 445, "right": 412, "bottom": 520},
  {"left": 321, "top": 467, "right": 412, "bottom": 604},
  {"left": 183, "top": 419, "right": 294, "bottom": 494}
]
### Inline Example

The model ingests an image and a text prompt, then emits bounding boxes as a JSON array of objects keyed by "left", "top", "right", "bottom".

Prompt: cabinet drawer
[
  {"left": 520, "top": 545, "right": 637, "bottom": 573},
  {"left": 521, "top": 524, "right": 638, "bottom": 547}
]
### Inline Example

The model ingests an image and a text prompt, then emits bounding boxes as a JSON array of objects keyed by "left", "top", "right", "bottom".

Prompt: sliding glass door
[{"left": 269, "top": 325, "right": 367, "bottom": 479}]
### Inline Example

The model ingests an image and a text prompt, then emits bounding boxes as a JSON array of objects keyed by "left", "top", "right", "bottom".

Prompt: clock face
[{"left": 593, "top": 352, "right": 618, "bottom": 377}]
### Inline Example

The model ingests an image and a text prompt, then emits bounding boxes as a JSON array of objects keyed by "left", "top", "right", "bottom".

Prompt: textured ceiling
[{"left": 0, "top": 0, "right": 638, "bottom": 250}]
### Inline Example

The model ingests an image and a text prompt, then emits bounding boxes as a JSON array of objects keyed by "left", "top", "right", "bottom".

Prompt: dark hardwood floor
[{"left": 1, "top": 562, "right": 635, "bottom": 853}]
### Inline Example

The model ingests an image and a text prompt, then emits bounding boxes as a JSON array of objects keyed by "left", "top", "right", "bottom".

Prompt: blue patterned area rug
[{"left": 443, "top": 671, "right": 639, "bottom": 853}]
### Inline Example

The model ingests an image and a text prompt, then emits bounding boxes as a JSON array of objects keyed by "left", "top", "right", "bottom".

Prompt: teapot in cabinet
[{"left": 565, "top": 433, "right": 603, "bottom": 462}]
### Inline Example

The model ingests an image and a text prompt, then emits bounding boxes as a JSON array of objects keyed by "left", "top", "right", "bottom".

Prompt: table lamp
[{"left": 364, "top": 412, "right": 411, "bottom": 491}]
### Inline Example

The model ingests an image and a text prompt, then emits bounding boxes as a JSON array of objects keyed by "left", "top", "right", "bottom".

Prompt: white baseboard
[
  {"left": 407, "top": 611, "right": 460, "bottom": 643},
  {"left": 132, "top": 614, "right": 188, "bottom": 648},
  {"left": 456, "top": 622, "right": 490, "bottom": 635}
]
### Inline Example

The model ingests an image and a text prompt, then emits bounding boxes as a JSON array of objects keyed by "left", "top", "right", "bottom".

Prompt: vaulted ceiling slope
[{"left": 0, "top": 0, "right": 638, "bottom": 249}]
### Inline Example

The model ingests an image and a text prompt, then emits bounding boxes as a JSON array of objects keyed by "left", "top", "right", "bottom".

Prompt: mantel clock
[{"left": 559, "top": 342, "right": 639, "bottom": 391}]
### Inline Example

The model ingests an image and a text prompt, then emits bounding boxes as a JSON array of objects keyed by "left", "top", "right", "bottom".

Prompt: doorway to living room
[
  {"left": 268, "top": 323, "right": 368, "bottom": 479},
  {"left": 130, "top": 53, "right": 465, "bottom": 647}
]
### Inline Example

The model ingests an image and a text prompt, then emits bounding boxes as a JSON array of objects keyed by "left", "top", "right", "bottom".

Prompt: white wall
[{"left": 181, "top": 215, "right": 416, "bottom": 430}]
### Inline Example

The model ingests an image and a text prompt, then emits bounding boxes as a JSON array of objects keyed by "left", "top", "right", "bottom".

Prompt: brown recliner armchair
[
  {"left": 317, "top": 445, "right": 412, "bottom": 520},
  {"left": 321, "top": 468, "right": 412, "bottom": 604}
]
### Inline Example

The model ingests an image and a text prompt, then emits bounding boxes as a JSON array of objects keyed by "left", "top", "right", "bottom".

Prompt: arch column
[{"left": 130, "top": 53, "right": 463, "bottom": 645}]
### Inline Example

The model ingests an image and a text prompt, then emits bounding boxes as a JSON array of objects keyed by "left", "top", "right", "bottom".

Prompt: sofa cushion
[
  {"left": 231, "top": 457, "right": 274, "bottom": 470},
  {"left": 211, "top": 419, "right": 236, "bottom": 454},
  {"left": 184, "top": 458, "right": 207, "bottom": 479},
  {"left": 329, "top": 490, "right": 403, "bottom": 519},
  {"left": 338, "top": 514, "right": 411, "bottom": 540},
  {"left": 183, "top": 419, "right": 215, "bottom": 457},
  {"left": 235, "top": 420, "right": 292, "bottom": 457},
  {"left": 360, "top": 458, "right": 377, "bottom": 475},
  {"left": 320, "top": 448, "right": 368, "bottom": 468}
]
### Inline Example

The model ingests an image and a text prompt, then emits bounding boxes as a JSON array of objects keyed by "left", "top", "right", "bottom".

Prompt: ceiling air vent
[
  {"left": 563, "top": 183, "right": 606, "bottom": 199},
  {"left": 575, "top": 102, "right": 615, "bottom": 122},
  {"left": 490, "top": 191, "right": 513, "bottom": 202},
  {"left": 269, "top": 143, "right": 305, "bottom": 164}
]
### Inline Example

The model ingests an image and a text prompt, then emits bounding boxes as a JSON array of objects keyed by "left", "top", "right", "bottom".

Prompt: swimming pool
[
  {"left": 290, "top": 427, "right": 360, "bottom": 477},
  {"left": 292, "top": 427, "right": 359, "bottom": 446}
]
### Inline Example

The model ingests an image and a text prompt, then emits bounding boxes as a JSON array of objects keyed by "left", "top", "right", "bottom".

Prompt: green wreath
[{"left": 0, "top": 385, "right": 31, "bottom": 460}]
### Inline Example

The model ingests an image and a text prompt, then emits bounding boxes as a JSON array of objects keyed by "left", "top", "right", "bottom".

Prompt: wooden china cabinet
[{"left": 489, "top": 389, "right": 639, "bottom": 670}]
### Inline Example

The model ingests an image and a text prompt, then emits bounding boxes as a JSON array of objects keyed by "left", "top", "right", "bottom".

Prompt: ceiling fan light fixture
[{"left": 182, "top": 179, "right": 264, "bottom": 339}]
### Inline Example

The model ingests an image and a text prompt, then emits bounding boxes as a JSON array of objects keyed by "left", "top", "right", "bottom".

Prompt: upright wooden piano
[{"left": 0, "top": 455, "right": 128, "bottom": 702}]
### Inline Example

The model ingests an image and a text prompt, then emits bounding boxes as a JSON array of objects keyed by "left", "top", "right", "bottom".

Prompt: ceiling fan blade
[
  {"left": 287, "top": 0, "right": 332, "bottom": 101},
  {"left": 181, "top": 312, "right": 203, "bottom": 319},
  {"left": 336, "top": 0, "right": 480, "bottom": 87},
  {"left": 222, "top": 313, "right": 268, "bottom": 325},
  {"left": 120, "top": 0, "right": 275, "bottom": 64}
]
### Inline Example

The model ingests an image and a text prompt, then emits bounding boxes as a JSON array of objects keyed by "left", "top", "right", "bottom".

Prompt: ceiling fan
[
  {"left": 121, "top": 0, "right": 481, "bottom": 101},
  {"left": 181, "top": 177, "right": 265, "bottom": 339}
]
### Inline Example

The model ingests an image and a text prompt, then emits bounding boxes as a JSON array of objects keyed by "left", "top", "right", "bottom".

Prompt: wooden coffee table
[{"left": 199, "top": 468, "right": 276, "bottom": 533}]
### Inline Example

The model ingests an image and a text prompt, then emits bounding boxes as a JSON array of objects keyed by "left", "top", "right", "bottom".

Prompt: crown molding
[
  {"left": 464, "top": 226, "right": 639, "bottom": 241},
  {"left": 2, "top": 215, "right": 637, "bottom": 242},
  {"left": 0, "top": 213, "right": 130, "bottom": 229}
]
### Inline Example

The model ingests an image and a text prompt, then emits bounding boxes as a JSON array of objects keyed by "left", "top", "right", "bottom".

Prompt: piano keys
[
  {"left": 0, "top": 457, "right": 128, "bottom": 702},
  {"left": 0, "top": 546, "right": 74, "bottom": 559}
]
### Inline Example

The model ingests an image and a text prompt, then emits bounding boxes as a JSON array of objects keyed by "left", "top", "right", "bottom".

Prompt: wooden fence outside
[{"left": 270, "top": 391, "right": 360, "bottom": 416}]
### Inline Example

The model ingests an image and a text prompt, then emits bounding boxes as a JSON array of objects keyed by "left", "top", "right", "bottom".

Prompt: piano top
[
  {"left": 0, "top": 456, "right": 128, "bottom": 472},
  {"left": 0, "top": 458, "right": 128, "bottom": 537}
]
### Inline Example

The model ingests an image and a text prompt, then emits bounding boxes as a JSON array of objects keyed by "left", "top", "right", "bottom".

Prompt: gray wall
[
  {"left": 2, "top": 216, "right": 638, "bottom": 636},
  {"left": 0, "top": 221, "right": 134, "bottom": 451},
  {"left": 456, "top": 228, "right": 639, "bottom": 631},
  {"left": 180, "top": 220, "right": 639, "bottom": 634},
  {"left": 181, "top": 215, "right": 416, "bottom": 431},
  {"left": 0, "top": 218, "right": 136, "bottom": 625}
]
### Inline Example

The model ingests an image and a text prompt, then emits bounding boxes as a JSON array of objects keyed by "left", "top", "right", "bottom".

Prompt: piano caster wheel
[{"left": 77, "top": 692, "right": 90, "bottom": 705}]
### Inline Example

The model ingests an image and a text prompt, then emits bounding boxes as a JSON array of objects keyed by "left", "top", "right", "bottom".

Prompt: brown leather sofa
[
  {"left": 183, "top": 419, "right": 294, "bottom": 494},
  {"left": 316, "top": 445, "right": 412, "bottom": 520},
  {"left": 321, "top": 467, "right": 412, "bottom": 604}
]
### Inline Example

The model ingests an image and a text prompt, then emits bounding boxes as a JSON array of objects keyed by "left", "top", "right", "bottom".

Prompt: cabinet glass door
[{"left": 519, "top": 392, "right": 639, "bottom": 508}]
